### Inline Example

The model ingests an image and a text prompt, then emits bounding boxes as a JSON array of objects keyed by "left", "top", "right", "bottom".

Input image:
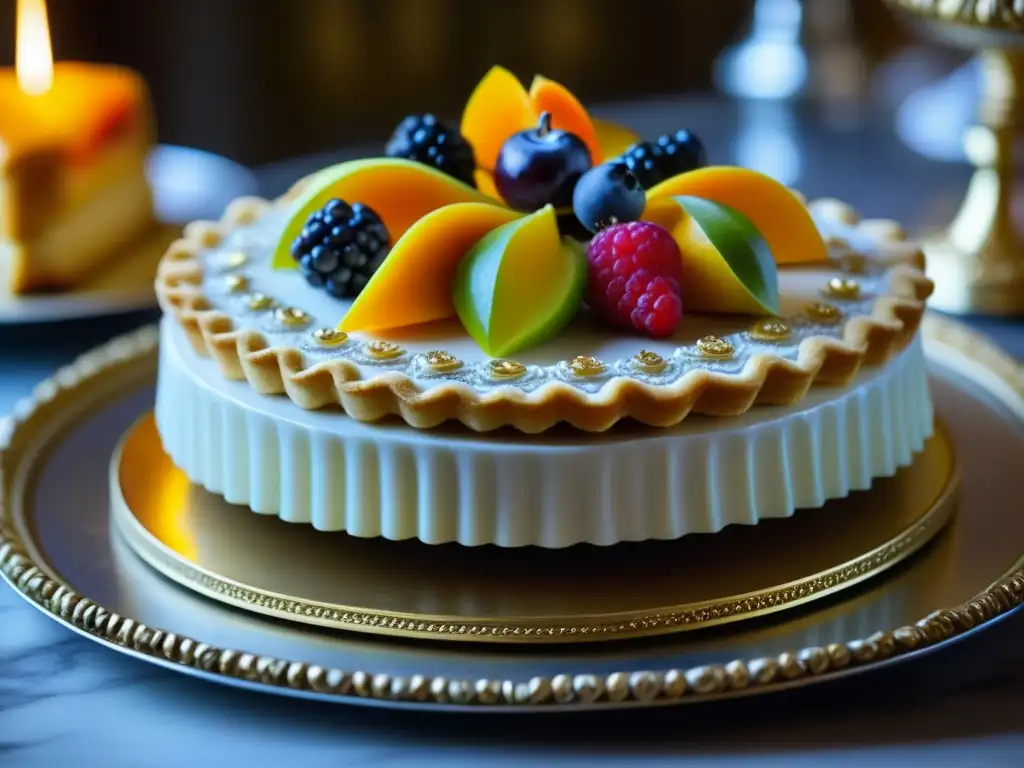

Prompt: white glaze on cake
[
  {"left": 192, "top": 205, "right": 905, "bottom": 395},
  {"left": 156, "top": 316, "right": 934, "bottom": 548}
]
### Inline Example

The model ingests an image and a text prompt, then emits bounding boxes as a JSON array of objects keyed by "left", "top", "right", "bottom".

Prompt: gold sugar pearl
[
  {"left": 274, "top": 307, "right": 310, "bottom": 327},
  {"left": 805, "top": 301, "right": 843, "bottom": 325},
  {"left": 312, "top": 328, "right": 348, "bottom": 347},
  {"left": 224, "top": 274, "right": 248, "bottom": 293},
  {"left": 365, "top": 340, "right": 404, "bottom": 360},
  {"left": 424, "top": 349, "right": 463, "bottom": 373},
  {"left": 246, "top": 292, "right": 275, "bottom": 311},
  {"left": 220, "top": 251, "right": 247, "bottom": 269},
  {"left": 488, "top": 359, "right": 526, "bottom": 380},
  {"left": 749, "top": 319, "right": 792, "bottom": 342},
  {"left": 823, "top": 277, "right": 861, "bottom": 301},
  {"left": 838, "top": 252, "right": 867, "bottom": 275},
  {"left": 632, "top": 350, "right": 666, "bottom": 374},
  {"left": 696, "top": 335, "right": 734, "bottom": 358},
  {"left": 569, "top": 355, "right": 605, "bottom": 377},
  {"left": 825, "top": 235, "right": 851, "bottom": 250}
]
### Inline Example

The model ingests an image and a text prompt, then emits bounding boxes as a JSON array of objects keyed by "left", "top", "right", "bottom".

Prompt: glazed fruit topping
[
  {"left": 586, "top": 221, "right": 684, "bottom": 338},
  {"left": 291, "top": 199, "right": 390, "bottom": 299},
  {"left": 385, "top": 114, "right": 477, "bottom": 188},
  {"left": 572, "top": 162, "right": 646, "bottom": 234},
  {"left": 620, "top": 129, "right": 707, "bottom": 190},
  {"left": 493, "top": 112, "right": 593, "bottom": 212}
]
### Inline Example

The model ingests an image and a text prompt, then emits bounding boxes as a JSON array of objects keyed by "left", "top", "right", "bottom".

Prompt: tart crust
[{"left": 155, "top": 194, "right": 933, "bottom": 433}]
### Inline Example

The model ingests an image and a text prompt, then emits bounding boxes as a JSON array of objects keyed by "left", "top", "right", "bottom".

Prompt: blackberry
[
  {"left": 385, "top": 113, "right": 477, "bottom": 187},
  {"left": 619, "top": 129, "right": 707, "bottom": 190},
  {"left": 290, "top": 199, "right": 390, "bottom": 299}
]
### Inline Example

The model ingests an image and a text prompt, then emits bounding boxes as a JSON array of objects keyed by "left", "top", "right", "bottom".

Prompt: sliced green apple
[
  {"left": 644, "top": 196, "right": 779, "bottom": 316},
  {"left": 270, "top": 158, "right": 497, "bottom": 270},
  {"left": 453, "top": 205, "right": 586, "bottom": 357}
]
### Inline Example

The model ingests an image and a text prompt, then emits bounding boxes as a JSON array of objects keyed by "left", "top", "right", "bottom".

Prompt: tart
[
  {"left": 154, "top": 67, "right": 934, "bottom": 548},
  {"left": 0, "top": 64, "right": 157, "bottom": 294}
]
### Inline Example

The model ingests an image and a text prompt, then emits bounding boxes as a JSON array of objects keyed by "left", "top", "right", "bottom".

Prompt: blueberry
[{"left": 572, "top": 162, "right": 646, "bottom": 235}]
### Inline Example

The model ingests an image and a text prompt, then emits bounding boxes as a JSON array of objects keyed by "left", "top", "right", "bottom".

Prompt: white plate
[{"left": 0, "top": 145, "right": 258, "bottom": 325}]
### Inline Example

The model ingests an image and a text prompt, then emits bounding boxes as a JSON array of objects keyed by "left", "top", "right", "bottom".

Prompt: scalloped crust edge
[{"left": 154, "top": 194, "right": 934, "bottom": 434}]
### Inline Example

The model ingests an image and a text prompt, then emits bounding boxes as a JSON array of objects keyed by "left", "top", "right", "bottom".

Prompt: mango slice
[
  {"left": 474, "top": 169, "right": 502, "bottom": 201},
  {"left": 645, "top": 196, "right": 779, "bottom": 316},
  {"left": 461, "top": 66, "right": 536, "bottom": 173},
  {"left": 271, "top": 159, "right": 497, "bottom": 270},
  {"left": 528, "top": 75, "right": 603, "bottom": 165},
  {"left": 339, "top": 203, "right": 522, "bottom": 333},
  {"left": 646, "top": 167, "right": 826, "bottom": 265},
  {"left": 453, "top": 205, "right": 586, "bottom": 357},
  {"left": 593, "top": 117, "right": 641, "bottom": 161}
]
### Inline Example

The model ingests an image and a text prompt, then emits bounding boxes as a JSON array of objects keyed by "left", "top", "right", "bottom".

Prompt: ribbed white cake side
[{"left": 156, "top": 320, "right": 933, "bottom": 548}]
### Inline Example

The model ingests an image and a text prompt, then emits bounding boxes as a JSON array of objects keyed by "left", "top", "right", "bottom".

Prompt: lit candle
[
  {"left": 1, "top": 0, "right": 151, "bottom": 166},
  {"left": 1, "top": 0, "right": 156, "bottom": 294}
]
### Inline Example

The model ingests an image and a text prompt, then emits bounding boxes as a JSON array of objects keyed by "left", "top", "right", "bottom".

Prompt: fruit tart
[{"left": 154, "top": 67, "right": 934, "bottom": 548}]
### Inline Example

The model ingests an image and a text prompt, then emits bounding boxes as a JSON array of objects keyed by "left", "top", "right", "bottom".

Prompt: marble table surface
[{"left": 5, "top": 89, "right": 1024, "bottom": 765}]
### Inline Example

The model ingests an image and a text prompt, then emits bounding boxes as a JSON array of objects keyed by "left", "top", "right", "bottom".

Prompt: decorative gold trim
[
  {"left": 885, "top": 0, "right": 1024, "bottom": 29},
  {"left": 109, "top": 412, "right": 959, "bottom": 643},
  {"left": 1, "top": 319, "right": 1022, "bottom": 709}
]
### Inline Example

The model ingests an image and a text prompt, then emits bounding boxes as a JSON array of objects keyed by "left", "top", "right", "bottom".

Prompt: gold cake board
[{"left": 110, "top": 412, "right": 959, "bottom": 645}]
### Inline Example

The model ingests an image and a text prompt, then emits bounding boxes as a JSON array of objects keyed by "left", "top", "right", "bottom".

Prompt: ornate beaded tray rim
[
  {"left": 154, "top": 192, "right": 933, "bottom": 433},
  {"left": 885, "top": 0, "right": 1024, "bottom": 29},
  {"left": 1, "top": 322, "right": 1023, "bottom": 710}
]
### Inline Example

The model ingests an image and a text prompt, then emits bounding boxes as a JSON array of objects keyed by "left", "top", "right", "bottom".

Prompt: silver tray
[{"left": 1, "top": 315, "right": 1023, "bottom": 712}]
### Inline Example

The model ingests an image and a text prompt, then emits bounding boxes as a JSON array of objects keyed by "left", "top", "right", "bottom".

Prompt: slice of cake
[{"left": 0, "top": 64, "right": 156, "bottom": 294}]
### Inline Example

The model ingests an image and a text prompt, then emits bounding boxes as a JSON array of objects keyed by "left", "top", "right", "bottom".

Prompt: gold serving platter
[
  {"left": 110, "top": 413, "right": 959, "bottom": 645},
  {"left": 1, "top": 316, "right": 1023, "bottom": 712}
]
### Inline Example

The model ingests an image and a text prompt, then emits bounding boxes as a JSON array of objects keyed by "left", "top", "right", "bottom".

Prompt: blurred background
[
  {"left": 0, "top": 0, "right": 966, "bottom": 166},
  {"left": 12, "top": 0, "right": 1021, "bottom": 317}
]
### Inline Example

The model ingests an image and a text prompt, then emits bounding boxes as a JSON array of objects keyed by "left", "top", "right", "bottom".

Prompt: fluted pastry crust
[{"left": 155, "top": 194, "right": 933, "bottom": 433}]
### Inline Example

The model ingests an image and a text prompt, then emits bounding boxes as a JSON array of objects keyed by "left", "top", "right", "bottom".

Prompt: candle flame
[{"left": 16, "top": 0, "right": 53, "bottom": 96}]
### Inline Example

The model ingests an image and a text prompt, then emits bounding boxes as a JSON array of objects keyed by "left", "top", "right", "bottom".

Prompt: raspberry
[{"left": 585, "top": 221, "right": 683, "bottom": 338}]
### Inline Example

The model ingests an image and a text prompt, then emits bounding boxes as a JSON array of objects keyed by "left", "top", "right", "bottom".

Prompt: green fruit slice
[
  {"left": 453, "top": 205, "right": 586, "bottom": 357},
  {"left": 270, "top": 158, "right": 495, "bottom": 271},
  {"left": 648, "top": 196, "right": 779, "bottom": 316}
]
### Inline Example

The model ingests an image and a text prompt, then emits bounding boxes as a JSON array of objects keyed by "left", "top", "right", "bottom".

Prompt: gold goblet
[{"left": 885, "top": 0, "right": 1024, "bottom": 314}]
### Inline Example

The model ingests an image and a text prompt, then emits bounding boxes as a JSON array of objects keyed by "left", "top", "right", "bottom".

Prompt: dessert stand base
[
  {"left": 1, "top": 316, "right": 1023, "bottom": 712},
  {"left": 110, "top": 413, "right": 958, "bottom": 645}
]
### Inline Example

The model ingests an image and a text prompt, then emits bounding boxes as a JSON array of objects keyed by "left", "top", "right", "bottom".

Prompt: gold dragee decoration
[
  {"left": 632, "top": 350, "right": 667, "bottom": 374},
  {"left": 749, "top": 319, "right": 792, "bottom": 342},
  {"left": 805, "top": 302, "right": 843, "bottom": 325},
  {"left": 696, "top": 336, "right": 734, "bottom": 358},
  {"left": 224, "top": 274, "right": 248, "bottom": 293},
  {"left": 365, "top": 341, "right": 404, "bottom": 360},
  {"left": 569, "top": 356, "right": 605, "bottom": 377},
  {"left": 823, "top": 278, "right": 861, "bottom": 300},
  {"left": 274, "top": 307, "right": 310, "bottom": 328},
  {"left": 424, "top": 350, "right": 463, "bottom": 373},
  {"left": 312, "top": 328, "right": 348, "bottom": 347},
  {"left": 246, "top": 293, "right": 275, "bottom": 311},
  {"left": 488, "top": 359, "right": 526, "bottom": 380}
]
